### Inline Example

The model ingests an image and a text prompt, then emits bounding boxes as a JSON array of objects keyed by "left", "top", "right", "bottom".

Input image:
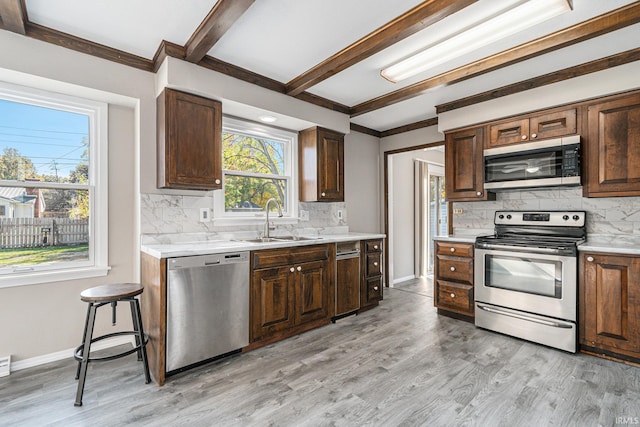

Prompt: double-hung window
[
  {"left": 215, "top": 117, "right": 297, "bottom": 221},
  {"left": 0, "top": 82, "right": 108, "bottom": 287}
]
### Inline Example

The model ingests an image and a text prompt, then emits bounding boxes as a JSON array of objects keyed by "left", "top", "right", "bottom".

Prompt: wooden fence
[{"left": 0, "top": 218, "right": 89, "bottom": 249}]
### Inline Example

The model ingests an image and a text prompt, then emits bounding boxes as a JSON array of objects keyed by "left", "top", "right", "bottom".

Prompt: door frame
[{"left": 383, "top": 141, "right": 451, "bottom": 288}]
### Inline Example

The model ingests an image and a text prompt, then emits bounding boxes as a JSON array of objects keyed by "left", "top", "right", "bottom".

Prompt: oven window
[
  {"left": 484, "top": 255, "right": 562, "bottom": 298},
  {"left": 485, "top": 150, "right": 561, "bottom": 183}
]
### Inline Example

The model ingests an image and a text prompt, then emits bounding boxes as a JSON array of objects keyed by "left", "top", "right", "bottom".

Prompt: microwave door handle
[{"left": 477, "top": 303, "right": 573, "bottom": 329}]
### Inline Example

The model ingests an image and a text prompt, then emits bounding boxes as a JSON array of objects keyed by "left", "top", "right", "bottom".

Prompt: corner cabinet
[
  {"left": 299, "top": 127, "right": 344, "bottom": 202},
  {"left": 250, "top": 244, "right": 333, "bottom": 343},
  {"left": 580, "top": 252, "right": 640, "bottom": 362},
  {"left": 584, "top": 92, "right": 640, "bottom": 197},
  {"left": 445, "top": 127, "right": 494, "bottom": 202},
  {"left": 157, "top": 88, "right": 223, "bottom": 190},
  {"left": 434, "top": 241, "right": 474, "bottom": 321}
]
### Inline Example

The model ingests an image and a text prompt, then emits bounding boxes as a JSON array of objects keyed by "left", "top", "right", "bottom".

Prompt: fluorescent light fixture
[
  {"left": 381, "top": 0, "right": 572, "bottom": 83},
  {"left": 258, "top": 115, "right": 277, "bottom": 123}
]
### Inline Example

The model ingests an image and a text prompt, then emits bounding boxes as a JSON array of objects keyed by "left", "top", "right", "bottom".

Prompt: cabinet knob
[
  {"left": 297, "top": 266, "right": 302, "bottom": 272},
  {"left": 374, "top": 286, "right": 379, "bottom": 291},
  {"left": 476, "top": 191, "right": 482, "bottom": 197},
  {"left": 450, "top": 266, "right": 455, "bottom": 272},
  {"left": 531, "top": 133, "right": 537, "bottom": 139},
  {"left": 321, "top": 192, "right": 326, "bottom": 197},
  {"left": 290, "top": 267, "right": 295, "bottom": 273},
  {"left": 521, "top": 135, "right": 527, "bottom": 140},
  {"left": 587, "top": 256, "right": 594, "bottom": 262},
  {"left": 374, "top": 245, "right": 379, "bottom": 250},
  {"left": 373, "top": 262, "right": 378, "bottom": 267},
  {"left": 450, "top": 293, "right": 456, "bottom": 298},
  {"left": 450, "top": 247, "right": 455, "bottom": 253},
  {"left": 215, "top": 178, "right": 221, "bottom": 185}
]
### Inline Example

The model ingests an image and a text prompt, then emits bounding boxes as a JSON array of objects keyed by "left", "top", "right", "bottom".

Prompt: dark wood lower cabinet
[
  {"left": 335, "top": 255, "right": 360, "bottom": 316},
  {"left": 580, "top": 252, "right": 640, "bottom": 361},
  {"left": 361, "top": 239, "right": 383, "bottom": 310},
  {"left": 250, "top": 245, "right": 332, "bottom": 344},
  {"left": 433, "top": 241, "right": 474, "bottom": 321}
]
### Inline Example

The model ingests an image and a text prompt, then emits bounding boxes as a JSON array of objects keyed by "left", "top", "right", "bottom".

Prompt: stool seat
[
  {"left": 74, "top": 282, "right": 150, "bottom": 406},
  {"left": 80, "top": 283, "right": 143, "bottom": 302}
]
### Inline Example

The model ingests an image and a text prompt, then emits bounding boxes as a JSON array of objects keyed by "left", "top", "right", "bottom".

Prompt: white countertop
[
  {"left": 579, "top": 241, "right": 640, "bottom": 255},
  {"left": 433, "top": 234, "right": 485, "bottom": 244},
  {"left": 141, "top": 232, "right": 386, "bottom": 258}
]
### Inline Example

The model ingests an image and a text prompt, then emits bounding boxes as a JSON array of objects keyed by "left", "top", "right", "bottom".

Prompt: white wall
[{"left": 345, "top": 131, "right": 381, "bottom": 233}]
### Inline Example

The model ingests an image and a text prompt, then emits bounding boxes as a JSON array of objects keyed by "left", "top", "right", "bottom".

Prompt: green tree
[{"left": 0, "top": 148, "right": 37, "bottom": 180}]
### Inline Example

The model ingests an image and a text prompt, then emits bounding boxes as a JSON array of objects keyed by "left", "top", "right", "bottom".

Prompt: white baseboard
[
  {"left": 392, "top": 274, "right": 416, "bottom": 285},
  {"left": 11, "top": 336, "right": 136, "bottom": 373}
]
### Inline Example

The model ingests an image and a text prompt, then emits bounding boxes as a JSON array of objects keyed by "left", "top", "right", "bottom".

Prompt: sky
[{"left": 0, "top": 98, "right": 89, "bottom": 180}]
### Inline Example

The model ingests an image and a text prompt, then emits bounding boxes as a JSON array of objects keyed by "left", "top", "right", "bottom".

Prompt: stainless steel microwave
[{"left": 483, "top": 135, "right": 581, "bottom": 190}]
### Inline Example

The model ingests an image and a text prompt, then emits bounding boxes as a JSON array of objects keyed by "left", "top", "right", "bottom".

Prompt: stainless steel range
[{"left": 474, "top": 210, "right": 586, "bottom": 353}]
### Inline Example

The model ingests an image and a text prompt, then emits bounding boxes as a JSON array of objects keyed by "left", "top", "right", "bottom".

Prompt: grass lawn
[{"left": 0, "top": 244, "right": 89, "bottom": 266}]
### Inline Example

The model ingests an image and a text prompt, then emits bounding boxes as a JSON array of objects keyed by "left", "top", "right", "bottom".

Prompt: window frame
[
  {"left": 0, "top": 81, "right": 109, "bottom": 288},
  {"left": 214, "top": 116, "right": 298, "bottom": 224}
]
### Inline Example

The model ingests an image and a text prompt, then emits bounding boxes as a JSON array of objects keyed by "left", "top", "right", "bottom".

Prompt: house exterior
[{"left": 0, "top": 187, "right": 41, "bottom": 218}]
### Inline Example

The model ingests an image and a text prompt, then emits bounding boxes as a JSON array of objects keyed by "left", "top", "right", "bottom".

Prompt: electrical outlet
[
  {"left": 199, "top": 208, "right": 211, "bottom": 222},
  {"left": 0, "top": 355, "right": 10, "bottom": 377},
  {"left": 299, "top": 210, "right": 309, "bottom": 221},
  {"left": 453, "top": 208, "right": 464, "bottom": 214},
  {"left": 337, "top": 210, "right": 343, "bottom": 220}
]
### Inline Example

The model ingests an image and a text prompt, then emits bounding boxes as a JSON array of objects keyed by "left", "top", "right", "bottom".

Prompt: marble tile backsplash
[
  {"left": 140, "top": 193, "right": 348, "bottom": 243},
  {"left": 453, "top": 188, "right": 640, "bottom": 242}
]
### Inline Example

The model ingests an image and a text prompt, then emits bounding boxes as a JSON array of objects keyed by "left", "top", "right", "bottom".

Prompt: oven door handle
[
  {"left": 476, "top": 303, "right": 573, "bottom": 329},
  {"left": 475, "top": 244, "right": 567, "bottom": 255}
]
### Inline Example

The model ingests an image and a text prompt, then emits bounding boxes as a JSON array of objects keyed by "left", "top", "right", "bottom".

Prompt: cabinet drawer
[
  {"left": 364, "top": 277, "right": 382, "bottom": 304},
  {"left": 436, "top": 255, "right": 473, "bottom": 283},
  {"left": 435, "top": 280, "right": 473, "bottom": 315},
  {"left": 366, "top": 253, "right": 382, "bottom": 277},
  {"left": 252, "top": 244, "right": 329, "bottom": 270},
  {"left": 364, "top": 240, "right": 382, "bottom": 253},
  {"left": 435, "top": 241, "right": 473, "bottom": 258}
]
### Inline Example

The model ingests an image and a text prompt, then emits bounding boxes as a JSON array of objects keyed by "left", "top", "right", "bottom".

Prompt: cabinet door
[
  {"left": 363, "top": 277, "right": 383, "bottom": 306},
  {"left": 582, "top": 254, "right": 640, "bottom": 354},
  {"left": 251, "top": 266, "right": 295, "bottom": 341},
  {"left": 295, "top": 260, "right": 330, "bottom": 325},
  {"left": 317, "top": 129, "right": 344, "bottom": 201},
  {"left": 336, "top": 256, "right": 360, "bottom": 315},
  {"left": 157, "top": 88, "right": 222, "bottom": 190},
  {"left": 529, "top": 108, "right": 577, "bottom": 141},
  {"left": 488, "top": 118, "right": 529, "bottom": 147},
  {"left": 435, "top": 280, "right": 474, "bottom": 316},
  {"left": 585, "top": 93, "right": 640, "bottom": 197},
  {"left": 445, "top": 127, "right": 490, "bottom": 201}
]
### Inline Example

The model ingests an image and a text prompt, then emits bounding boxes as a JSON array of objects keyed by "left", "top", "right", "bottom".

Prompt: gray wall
[{"left": 345, "top": 131, "right": 381, "bottom": 233}]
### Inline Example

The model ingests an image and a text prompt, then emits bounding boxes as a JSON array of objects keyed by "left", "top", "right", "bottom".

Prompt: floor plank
[{"left": 1, "top": 287, "right": 639, "bottom": 426}]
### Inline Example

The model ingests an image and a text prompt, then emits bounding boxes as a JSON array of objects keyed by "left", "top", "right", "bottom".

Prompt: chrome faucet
[{"left": 263, "top": 198, "right": 283, "bottom": 239}]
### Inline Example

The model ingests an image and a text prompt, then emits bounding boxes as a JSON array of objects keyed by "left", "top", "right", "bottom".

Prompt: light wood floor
[{"left": 2, "top": 286, "right": 639, "bottom": 426}]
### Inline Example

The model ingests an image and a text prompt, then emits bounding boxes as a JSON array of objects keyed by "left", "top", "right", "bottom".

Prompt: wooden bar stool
[{"left": 74, "top": 283, "right": 151, "bottom": 406}]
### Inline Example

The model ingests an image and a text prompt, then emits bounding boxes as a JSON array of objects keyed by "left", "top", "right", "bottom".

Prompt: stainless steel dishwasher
[{"left": 166, "top": 251, "right": 249, "bottom": 373}]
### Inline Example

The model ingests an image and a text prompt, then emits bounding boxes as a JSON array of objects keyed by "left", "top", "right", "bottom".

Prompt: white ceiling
[{"left": 22, "top": 0, "right": 640, "bottom": 132}]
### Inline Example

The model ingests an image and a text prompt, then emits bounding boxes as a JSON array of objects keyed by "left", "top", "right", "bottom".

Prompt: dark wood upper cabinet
[
  {"left": 487, "top": 108, "right": 577, "bottom": 148},
  {"left": 584, "top": 92, "right": 640, "bottom": 197},
  {"left": 157, "top": 88, "right": 222, "bottom": 190},
  {"left": 445, "top": 127, "right": 494, "bottom": 201},
  {"left": 299, "top": 127, "right": 344, "bottom": 202}
]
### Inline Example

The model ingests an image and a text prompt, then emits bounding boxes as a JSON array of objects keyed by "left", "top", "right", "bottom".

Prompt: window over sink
[{"left": 214, "top": 117, "right": 298, "bottom": 222}]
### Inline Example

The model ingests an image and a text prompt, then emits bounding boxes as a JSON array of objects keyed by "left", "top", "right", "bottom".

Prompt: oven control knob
[
  {"left": 563, "top": 215, "right": 569, "bottom": 221},
  {"left": 498, "top": 214, "right": 504, "bottom": 220},
  {"left": 506, "top": 215, "right": 512, "bottom": 220},
  {"left": 573, "top": 215, "right": 580, "bottom": 221}
]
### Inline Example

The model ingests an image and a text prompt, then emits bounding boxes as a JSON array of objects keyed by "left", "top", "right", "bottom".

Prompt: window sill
[
  {"left": 211, "top": 217, "right": 299, "bottom": 227},
  {"left": 0, "top": 265, "right": 111, "bottom": 289}
]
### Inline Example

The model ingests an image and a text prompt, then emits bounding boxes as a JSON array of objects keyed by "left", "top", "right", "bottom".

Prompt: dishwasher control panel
[{"left": 168, "top": 252, "right": 249, "bottom": 270}]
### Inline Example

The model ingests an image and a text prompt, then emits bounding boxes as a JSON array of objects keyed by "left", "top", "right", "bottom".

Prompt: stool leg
[
  {"left": 132, "top": 298, "right": 151, "bottom": 384},
  {"left": 75, "top": 303, "right": 97, "bottom": 407},
  {"left": 75, "top": 303, "right": 92, "bottom": 380},
  {"left": 129, "top": 300, "right": 142, "bottom": 361}
]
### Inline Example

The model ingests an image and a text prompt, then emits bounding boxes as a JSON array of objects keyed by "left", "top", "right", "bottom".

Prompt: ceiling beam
[
  {"left": 0, "top": 0, "right": 26, "bottom": 35},
  {"left": 184, "top": 0, "right": 255, "bottom": 63},
  {"left": 285, "top": 0, "right": 478, "bottom": 96},
  {"left": 436, "top": 47, "right": 640, "bottom": 114},
  {"left": 350, "top": 2, "right": 640, "bottom": 117}
]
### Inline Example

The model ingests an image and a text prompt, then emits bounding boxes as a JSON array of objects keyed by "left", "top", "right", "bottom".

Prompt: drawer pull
[
  {"left": 587, "top": 256, "right": 594, "bottom": 262},
  {"left": 450, "top": 293, "right": 455, "bottom": 298},
  {"left": 297, "top": 266, "right": 302, "bottom": 272},
  {"left": 373, "top": 286, "right": 379, "bottom": 291},
  {"left": 373, "top": 262, "right": 378, "bottom": 267},
  {"left": 290, "top": 267, "right": 295, "bottom": 273},
  {"left": 450, "top": 266, "right": 456, "bottom": 272},
  {"left": 450, "top": 247, "right": 455, "bottom": 253},
  {"left": 321, "top": 192, "right": 326, "bottom": 197},
  {"left": 374, "top": 245, "right": 379, "bottom": 250},
  {"left": 521, "top": 135, "right": 527, "bottom": 140},
  {"left": 531, "top": 133, "right": 537, "bottom": 139}
]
